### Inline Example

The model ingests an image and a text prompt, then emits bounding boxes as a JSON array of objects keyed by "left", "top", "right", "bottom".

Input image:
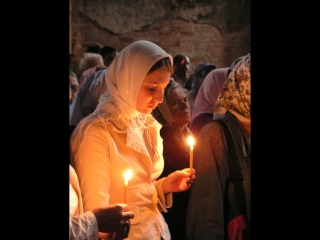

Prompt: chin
[
  {"left": 138, "top": 109, "right": 152, "bottom": 114},
  {"left": 181, "top": 119, "right": 191, "bottom": 126}
]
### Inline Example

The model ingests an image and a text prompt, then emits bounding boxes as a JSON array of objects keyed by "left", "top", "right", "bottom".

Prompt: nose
[{"left": 153, "top": 88, "right": 164, "bottom": 103}]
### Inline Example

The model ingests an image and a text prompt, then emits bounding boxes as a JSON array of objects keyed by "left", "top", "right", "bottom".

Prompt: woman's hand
[
  {"left": 162, "top": 168, "right": 196, "bottom": 194},
  {"left": 92, "top": 203, "right": 134, "bottom": 239},
  {"left": 98, "top": 220, "right": 130, "bottom": 240}
]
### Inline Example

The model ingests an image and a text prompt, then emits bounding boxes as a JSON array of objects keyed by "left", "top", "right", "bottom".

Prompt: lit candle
[
  {"left": 187, "top": 136, "right": 195, "bottom": 173},
  {"left": 123, "top": 169, "right": 133, "bottom": 204}
]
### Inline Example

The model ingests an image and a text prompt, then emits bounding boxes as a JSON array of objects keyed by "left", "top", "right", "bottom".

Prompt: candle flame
[
  {"left": 187, "top": 136, "right": 195, "bottom": 147},
  {"left": 123, "top": 169, "right": 133, "bottom": 182}
]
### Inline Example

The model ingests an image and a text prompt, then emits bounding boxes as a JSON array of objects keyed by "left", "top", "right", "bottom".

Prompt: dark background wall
[{"left": 70, "top": 0, "right": 250, "bottom": 73}]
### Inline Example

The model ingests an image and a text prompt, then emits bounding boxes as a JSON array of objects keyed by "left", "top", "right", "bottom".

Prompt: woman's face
[
  {"left": 167, "top": 87, "right": 191, "bottom": 126},
  {"left": 136, "top": 68, "right": 171, "bottom": 114}
]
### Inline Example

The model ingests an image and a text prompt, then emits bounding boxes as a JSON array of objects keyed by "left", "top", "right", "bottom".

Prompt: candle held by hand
[
  {"left": 123, "top": 169, "right": 133, "bottom": 204},
  {"left": 187, "top": 136, "right": 195, "bottom": 173}
]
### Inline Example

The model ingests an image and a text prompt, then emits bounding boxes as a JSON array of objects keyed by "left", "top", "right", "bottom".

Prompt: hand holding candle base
[
  {"left": 91, "top": 203, "right": 134, "bottom": 239},
  {"left": 162, "top": 168, "right": 196, "bottom": 194}
]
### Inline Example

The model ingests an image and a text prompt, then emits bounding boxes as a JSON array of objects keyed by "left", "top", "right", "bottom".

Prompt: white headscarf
[
  {"left": 190, "top": 68, "right": 229, "bottom": 125},
  {"left": 94, "top": 40, "right": 173, "bottom": 120}
]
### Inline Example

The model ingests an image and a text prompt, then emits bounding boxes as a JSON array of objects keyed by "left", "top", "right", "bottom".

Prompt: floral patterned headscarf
[{"left": 214, "top": 53, "right": 251, "bottom": 120}]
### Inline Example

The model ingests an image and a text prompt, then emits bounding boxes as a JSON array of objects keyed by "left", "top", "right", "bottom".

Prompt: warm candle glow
[
  {"left": 123, "top": 169, "right": 133, "bottom": 203},
  {"left": 187, "top": 136, "right": 195, "bottom": 173},
  {"left": 124, "top": 169, "right": 133, "bottom": 182},
  {"left": 187, "top": 136, "right": 194, "bottom": 147}
]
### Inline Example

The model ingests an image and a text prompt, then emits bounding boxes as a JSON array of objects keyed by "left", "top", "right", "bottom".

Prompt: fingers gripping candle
[{"left": 123, "top": 169, "right": 133, "bottom": 204}]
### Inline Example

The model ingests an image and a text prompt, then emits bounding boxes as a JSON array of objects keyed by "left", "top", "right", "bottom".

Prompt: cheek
[
  {"left": 170, "top": 105, "right": 190, "bottom": 123},
  {"left": 169, "top": 106, "right": 179, "bottom": 117},
  {"left": 172, "top": 113, "right": 182, "bottom": 125},
  {"left": 136, "top": 91, "right": 149, "bottom": 106},
  {"left": 137, "top": 91, "right": 147, "bottom": 102},
  {"left": 136, "top": 93, "right": 143, "bottom": 107}
]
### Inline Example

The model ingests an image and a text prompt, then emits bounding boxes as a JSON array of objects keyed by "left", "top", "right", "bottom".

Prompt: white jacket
[{"left": 70, "top": 114, "right": 173, "bottom": 240}]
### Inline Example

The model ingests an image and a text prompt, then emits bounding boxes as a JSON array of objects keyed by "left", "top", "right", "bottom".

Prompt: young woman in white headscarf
[
  {"left": 70, "top": 40, "right": 196, "bottom": 240},
  {"left": 186, "top": 53, "right": 251, "bottom": 240}
]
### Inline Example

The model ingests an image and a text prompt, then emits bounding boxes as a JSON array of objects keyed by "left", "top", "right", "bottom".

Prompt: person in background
[
  {"left": 172, "top": 54, "right": 190, "bottom": 89},
  {"left": 70, "top": 54, "right": 77, "bottom": 67},
  {"left": 99, "top": 45, "right": 119, "bottom": 67},
  {"left": 187, "top": 62, "right": 217, "bottom": 112},
  {"left": 186, "top": 54, "right": 251, "bottom": 240},
  {"left": 185, "top": 73, "right": 194, "bottom": 91},
  {"left": 151, "top": 79, "right": 193, "bottom": 240},
  {"left": 78, "top": 53, "right": 105, "bottom": 86},
  {"left": 70, "top": 54, "right": 81, "bottom": 79},
  {"left": 70, "top": 40, "right": 196, "bottom": 240},
  {"left": 71, "top": 46, "right": 117, "bottom": 113},
  {"left": 86, "top": 43, "right": 103, "bottom": 54},
  {"left": 70, "top": 71, "right": 80, "bottom": 105},
  {"left": 69, "top": 67, "right": 108, "bottom": 143},
  {"left": 189, "top": 67, "right": 230, "bottom": 137},
  {"left": 70, "top": 164, "right": 134, "bottom": 240},
  {"left": 70, "top": 43, "right": 103, "bottom": 79}
]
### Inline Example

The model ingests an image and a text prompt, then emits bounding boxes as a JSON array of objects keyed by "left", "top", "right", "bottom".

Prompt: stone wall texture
[{"left": 70, "top": 0, "right": 251, "bottom": 73}]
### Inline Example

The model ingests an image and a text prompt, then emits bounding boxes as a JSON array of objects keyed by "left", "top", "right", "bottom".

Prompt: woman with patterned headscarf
[
  {"left": 70, "top": 40, "right": 196, "bottom": 240},
  {"left": 186, "top": 53, "right": 251, "bottom": 240}
]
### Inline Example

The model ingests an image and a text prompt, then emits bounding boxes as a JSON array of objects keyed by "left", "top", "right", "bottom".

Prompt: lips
[{"left": 149, "top": 105, "right": 157, "bottom": 109}]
